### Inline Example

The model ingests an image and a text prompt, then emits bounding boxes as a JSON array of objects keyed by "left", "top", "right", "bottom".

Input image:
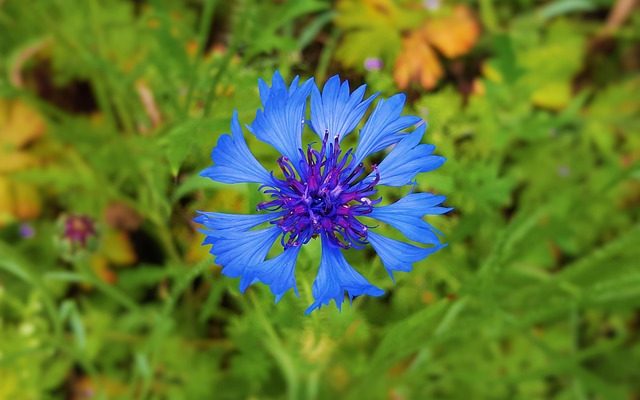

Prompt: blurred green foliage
[{"left": 1, "top": 0, "right": 639, "bottom": 399}]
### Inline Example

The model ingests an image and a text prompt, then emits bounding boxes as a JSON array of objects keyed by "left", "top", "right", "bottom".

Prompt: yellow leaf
[
  {"left": 0, "top": 151, "right": 38, "bottom": 173},
  {"left": 13, "top": 182, "right": 41, "bottom": 220},
  {"left": 336, "top": 0, "right": 401, "bottom": 30},
  {"left": 394, "top": 30, "right": 444, "bottom": 90},
  {"left": 531, "top": 82, "right": 571, "bottom": 110},
  {"left": 90, "top": 254, "right": 118, "bottom": 285},
  {"left": 422, "top": 5, "right": 479, "bottom": 59},
  {"left": 519, "top": 20, "right": 585, "bottom": 109},
  {"left": 482, "top": 62, "right": 503, "bottom": 83},
  {"left": 0, "top": 178, "right": 42, "bottom": 226},
  {"left": 0, "top": 99, "right": 46, "bottom": 148},
  {"left": 185, "top": 231, "right": 211, "bottom": 264},
  {"left": 0, "top": 176, "right": 13, "bottom": 227},
  {"left": 100, "top": 229, "right": 136, "bottom": 266}
]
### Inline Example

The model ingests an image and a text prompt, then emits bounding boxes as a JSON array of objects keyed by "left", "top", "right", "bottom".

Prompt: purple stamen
[{"left": 257, "top": 133, "right": 381, "bottom": 249}]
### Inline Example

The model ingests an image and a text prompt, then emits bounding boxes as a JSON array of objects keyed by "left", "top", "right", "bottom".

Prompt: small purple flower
[
  {"left": 19, "top": 223, "right": 35, "bottom": 239},
  {"left": 63, "top": 214, "right": 96, "bottom": 248},
  {"left": 196, "top": 72, "right": 450, "bottom": 313},
  {"left": 364, "top": 57, "right": 383, "bottom": 72},
  {"left": 423, "top": 0, "right": 441, "bottom": 11},
  {"left": 557, "top": 165, "right": 570, "bottom": 177}
]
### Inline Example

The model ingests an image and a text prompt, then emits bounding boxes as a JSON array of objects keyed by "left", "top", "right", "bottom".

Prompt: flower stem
[{"left": 248, "top": 291, "right": 300, "bottom": 400}]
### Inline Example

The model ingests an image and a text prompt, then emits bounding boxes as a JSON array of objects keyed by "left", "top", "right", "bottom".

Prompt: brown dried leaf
[{"left": 104, "top": 201, "right": 142, "bottom": 231}]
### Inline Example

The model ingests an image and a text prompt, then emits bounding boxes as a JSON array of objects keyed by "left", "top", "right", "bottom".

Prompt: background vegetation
[{"left": 1, "top": 0, "right": 639, "bottom": 399}]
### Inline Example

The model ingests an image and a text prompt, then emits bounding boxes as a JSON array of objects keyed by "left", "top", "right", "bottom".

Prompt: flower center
[{"left": 258, "top": 132, "right": 380, "bottom": 249}]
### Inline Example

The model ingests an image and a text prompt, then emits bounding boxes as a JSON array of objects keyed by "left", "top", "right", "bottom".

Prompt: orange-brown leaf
[
  {"left": 394, "top": 30, "right": 444, "bottom": 90},
  {"left": 422, "top": 5, "right": 479, "bottom": 59}
]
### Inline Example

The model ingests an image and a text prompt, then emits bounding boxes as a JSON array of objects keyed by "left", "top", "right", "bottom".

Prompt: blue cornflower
[{"left": 196, "top": 72, "right": 451, "bottom": 314}]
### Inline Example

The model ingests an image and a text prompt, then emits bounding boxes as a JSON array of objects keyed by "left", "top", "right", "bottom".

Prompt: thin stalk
[
  {"left": 202, "top": 43, "right": 236, "bottom": 117},
  {"left": 183, "top": 0, "right": 218, "bottom": 116},
  {"left": 249, "top": 292, "right": 300, "bottom": 400},
  {"left": 87, "top": 0, "right": 136, "bottom": 133},
  {"left": 155, "top": 220, "right": 182, "bottom": 264}
]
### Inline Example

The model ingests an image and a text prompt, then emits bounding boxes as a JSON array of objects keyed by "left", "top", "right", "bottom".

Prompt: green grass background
[{"left": 0, "top": 0, "right": 639, "bottom": 399}]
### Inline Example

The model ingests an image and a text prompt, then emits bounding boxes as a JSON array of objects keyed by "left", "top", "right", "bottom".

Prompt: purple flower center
[{"left": 258, "top": 132, "right": 381, "bottom": 249}]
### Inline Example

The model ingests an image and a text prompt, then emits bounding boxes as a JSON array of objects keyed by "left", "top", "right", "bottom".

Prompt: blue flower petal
[
  {"left": 258, "top": 79, "right": 271, "bottom": 106},
  {"left": 200, "top": 111, "right": 271, "bottom": 184},
  {"left": 204, "top": 226, "right": 281, "bottom": 287},
  {"left": 369, "top": 193, "right": 452, "bottom": 244},
  {"left": 241, "top": 245, "right": 301, "bottom": 301},
  {"left": 375, "top": 124, "right": 445, "bottom": 187},
  {"left": 194, "top": 211, "right": 281, "bottom": 233},
  {"left": 310, "top": 75, "right": 377, "bottom": 142},
  {"left": 354, "top": 94, "right": 421, "bottom": 164},
  {"left": 248, "top": 73, "right": 315, "bottom": 167},
  {"left": 367, "top": 231, "right": 444, "bottom": 280},
  {"left": 257, "top": 71, "right": 293, "bottom": 106},
  {"left": 305, "top": 238, "right": 384, "bottom": 314}
]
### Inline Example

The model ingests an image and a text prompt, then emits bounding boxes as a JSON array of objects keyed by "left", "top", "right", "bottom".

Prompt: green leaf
[
  {"left": 519, "top": 20, "right": 586, "bottom": 109},
  {"left": 538, "top": 0, "right": 596, "bottom": 21},
  {"left": 161, "top": 117, "right": 227, "bottom": 177}
]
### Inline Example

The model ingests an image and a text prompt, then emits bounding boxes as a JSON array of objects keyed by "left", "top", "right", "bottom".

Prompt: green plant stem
[
  {"left": 202, "top": 45, "right": 235, "bottom": 117},
  {"left": 305, "top": 370, "right": 320, "bottom": 400},
  {"left": 249, "top": 291, "right": 300, "bottom": 400},
  {"left": 87, "top": 0, "right": 136, "bottom": 134},
  {"left": 131, "top": 259, "right": 210, "bottom": 399},
  {"left": 152, "top": 218, "right": 181, "bottom": 264},
  {"left": 183, "top": 0, "right": 218, "bottom": 117}
]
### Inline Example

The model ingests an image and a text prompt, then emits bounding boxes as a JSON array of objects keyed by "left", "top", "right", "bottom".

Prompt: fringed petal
[
  {"left": 248, "top": 72, "right": 314, "bottom": 167},
  {"left": 200, "top": 111, "right": 271, "bottom": 184},
  {"left": 370, "top": 193, "right": 452, "bottom": 244},
  {"left": 202, "top": 226, "right": 281, "bottom": 289},
  {"left": 374, "top": 124, "right": 445, "bottom": 186},
  {"left": 242, "top": 245, "right": 301, "bottom": 301},
  {"left": 310, "top": 75, "right": 377, "bottom": 141},
  {"left": 305, "top": 238, "right": 384, "bottom": 314},
  {"left": 194, "top": 211, "right": 281, "bottom": 233},
  {"left": 354, "top": 94, "right": 421, "bottom": 164},
  {"left": 367, "top": 231, "right": 444, "bottom": 280}
]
